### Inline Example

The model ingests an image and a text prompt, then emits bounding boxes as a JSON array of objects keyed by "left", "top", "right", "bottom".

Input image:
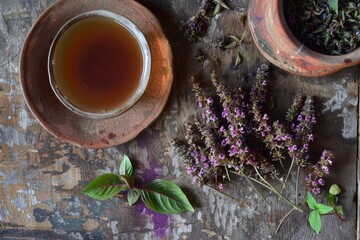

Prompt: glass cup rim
[{"left": 48, "top": 10, "right": 151, "bottom": 119}]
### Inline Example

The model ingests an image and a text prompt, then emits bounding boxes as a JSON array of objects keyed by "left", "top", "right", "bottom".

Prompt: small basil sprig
[
  {"left": 307, "top": 192, "right": 333, "bottom": 234},
  {"left": 213, "top": 0, "right": 230, "bottom": 16},
  {"left": 307, "top": 184, "right": 345, "bottom": 234},
  {"left": 83, "top": 155, "right": 194, "bottom": 214}
]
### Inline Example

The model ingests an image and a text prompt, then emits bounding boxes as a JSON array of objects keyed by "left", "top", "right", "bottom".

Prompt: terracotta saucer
[{"left": 20, "top": 0, "right": 173, "bottom": 148}]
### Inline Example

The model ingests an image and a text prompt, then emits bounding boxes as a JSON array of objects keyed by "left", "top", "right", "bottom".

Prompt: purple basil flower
[
  {"left": 219, "top": 153, "right": 225, "bottom": 160},
  {"left": 222, "top": 108, "right": 229, "bottom": 118},
  {"left": 219, "top": 126, "right": 226, "bottom": 132},
  {"left": 311, "top": 116, "right": 316, "bottom": 124},
  {"left": 297, "top": 115, "right": 303, "bottom": 121},
  {"left": 308, "top": 134, "right": 314, "bottom": 141},
  {"left": 231, "top": 129, "right": 237, "bottom": 137},
  {"left": 206, "top": 98, "right": 213, "bottom": 104},
  {"left": 275, "top": 135, "right": 282, "bottom": 141},
  {"left": 282, "top": 134, "right": 291, "bottom": 141},
  {"left": 221, "top": 137, "right": 230, "bottom": 146},
  {"left": 318, "top": 178, "right": 325, "bottom": 186},
  {"left": 322, "top": 165, "right": 329, "bottom": 174},
  {"left": 321, "top": 150, "right": 329, "bottom": 159},
  {"left": 239, "top": 127, "right": 245, "bottom": 134},
  {"left": 229, "top": 145, "right": 240, "bottom": 156},
  {"left": 312, "top": 188, "right": 321, "bottom": 195},
  {"left": 208, "top": 114, "right": 217, "bottom": 122},
  {"left": 198, "top": 168, "right": 204, "bottom": 177},
  {"left": 235, "top": 108, "right": 241, "bottom": 118},
  {"left": 212, "top": 160, "right": 220, "bottom": 167},
  {"left": 288, "top": 145, "right": 297, "bottom": 152}
]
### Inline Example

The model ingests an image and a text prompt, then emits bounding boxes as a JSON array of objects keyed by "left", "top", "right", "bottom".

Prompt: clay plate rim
[{"left": 19, "top": 0, "right": 173, "bottom": 148}]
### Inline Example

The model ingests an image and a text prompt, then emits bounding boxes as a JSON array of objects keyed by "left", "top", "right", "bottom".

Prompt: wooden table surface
[{"left": 0, "top": 0, "right": 358, "bottom": 239}]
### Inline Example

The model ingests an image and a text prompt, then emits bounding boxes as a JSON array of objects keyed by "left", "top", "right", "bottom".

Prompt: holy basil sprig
[
  {"left": 83, "top": 155, "right": 194, "bottom": 214},
  {"left": 307, "top": 184, "right": 345, "bottom": 234}
]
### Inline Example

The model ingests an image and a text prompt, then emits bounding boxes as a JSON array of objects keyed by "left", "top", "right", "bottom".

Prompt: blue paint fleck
[
  {"left": 11, "top": 196, "right": 27, "bottom": 209},
  {"left": 33, "top": 208, "right": 48, "bottom": 222}
]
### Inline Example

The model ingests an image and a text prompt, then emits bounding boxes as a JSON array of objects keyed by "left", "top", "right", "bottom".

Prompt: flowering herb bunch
[
  {"left": 185, "top": 0, "right": 229, "bottom": 42},
  {"left": 172, "top": 64, "right": 334, "bottom": 211}
]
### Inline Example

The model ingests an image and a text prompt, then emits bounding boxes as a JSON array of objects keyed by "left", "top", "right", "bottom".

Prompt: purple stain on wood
[
  {"left": 136, "top": 137, "right": 161, "bottom": 183},
  {"left": 135, "top": 202, "right": 170, "bottom": 239},
  {"left": 135, "top": 138, "right": 170, "bottom": 238}
]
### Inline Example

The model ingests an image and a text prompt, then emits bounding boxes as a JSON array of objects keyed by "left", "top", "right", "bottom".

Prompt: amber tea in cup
[{"left": 48, "top": 10, "right": 151, "bottom": 118}]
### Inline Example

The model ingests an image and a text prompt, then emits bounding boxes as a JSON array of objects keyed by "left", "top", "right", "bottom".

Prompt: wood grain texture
[{"left": 0, "top": 0, "right": 358, "bottom": 239}]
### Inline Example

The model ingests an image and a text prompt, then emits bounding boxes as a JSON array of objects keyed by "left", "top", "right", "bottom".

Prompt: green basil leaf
[
  {"left": 224, "top": 41, "right": 238, "bottom": 49},
  {"left": 213, "top": 3, "right": 221, "bottom": 16},
  {"left": 307, "top": 192, "right": 317, "bottom": 210},
  {"left": 228, "top": 35, "right": 241, "bottom": 42},
  {"left": 326, "top": 193, "right": 335, "bottom": 207},
  {"left": 335, "top": 206, "right": 344, "bottom": 215},
  {"left": 127, "top": 189, "right": 141, "bottom": 206},
  {"left": 234, "top": 51, "right": 242, "bottom": 68},
  {"left": 328, "top": 0, "right": 338, "bottom": 14},
  {"left": 316, "top": 203, "right": 333, "bottom": 215},
  {"left": 119, "top": 155, "right": 134, "bottom": 185},
  {"left": 82, "top": 174, "right": 127, "bottom": 200},
  {"left": 329, "top": 184, "right": 341, "bottom": 196},
  {"left": 220, "top": 1, "right": 230, "bottom": 10},
  {"left": 309, "top": 210, "right": 321, "bottom": 234},
  {"left": 140, "top": 179, "right": 194, "bottom": 214}
]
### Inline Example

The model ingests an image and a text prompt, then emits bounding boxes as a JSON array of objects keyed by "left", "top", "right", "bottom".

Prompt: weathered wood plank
[{"left": 0, "top": 0, "right": 358, "bottom": 239}]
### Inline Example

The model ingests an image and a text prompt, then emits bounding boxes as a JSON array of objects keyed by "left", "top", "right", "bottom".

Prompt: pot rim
[
  {"left": 248, "top": 0, "right": 360, "bottom": 76},
  {"left": 276, "top": 0, "right": 360, "bottom": 62}
]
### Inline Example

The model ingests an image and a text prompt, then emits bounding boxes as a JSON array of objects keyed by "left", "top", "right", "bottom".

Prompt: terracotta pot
[{"left": 248, "top": 0, "right": 360, "bottom": 77}]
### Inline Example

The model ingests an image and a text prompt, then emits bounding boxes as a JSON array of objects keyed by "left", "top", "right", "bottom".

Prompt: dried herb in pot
[{"left": 285, "top": 0, "right": 360, "bottom": 55}]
